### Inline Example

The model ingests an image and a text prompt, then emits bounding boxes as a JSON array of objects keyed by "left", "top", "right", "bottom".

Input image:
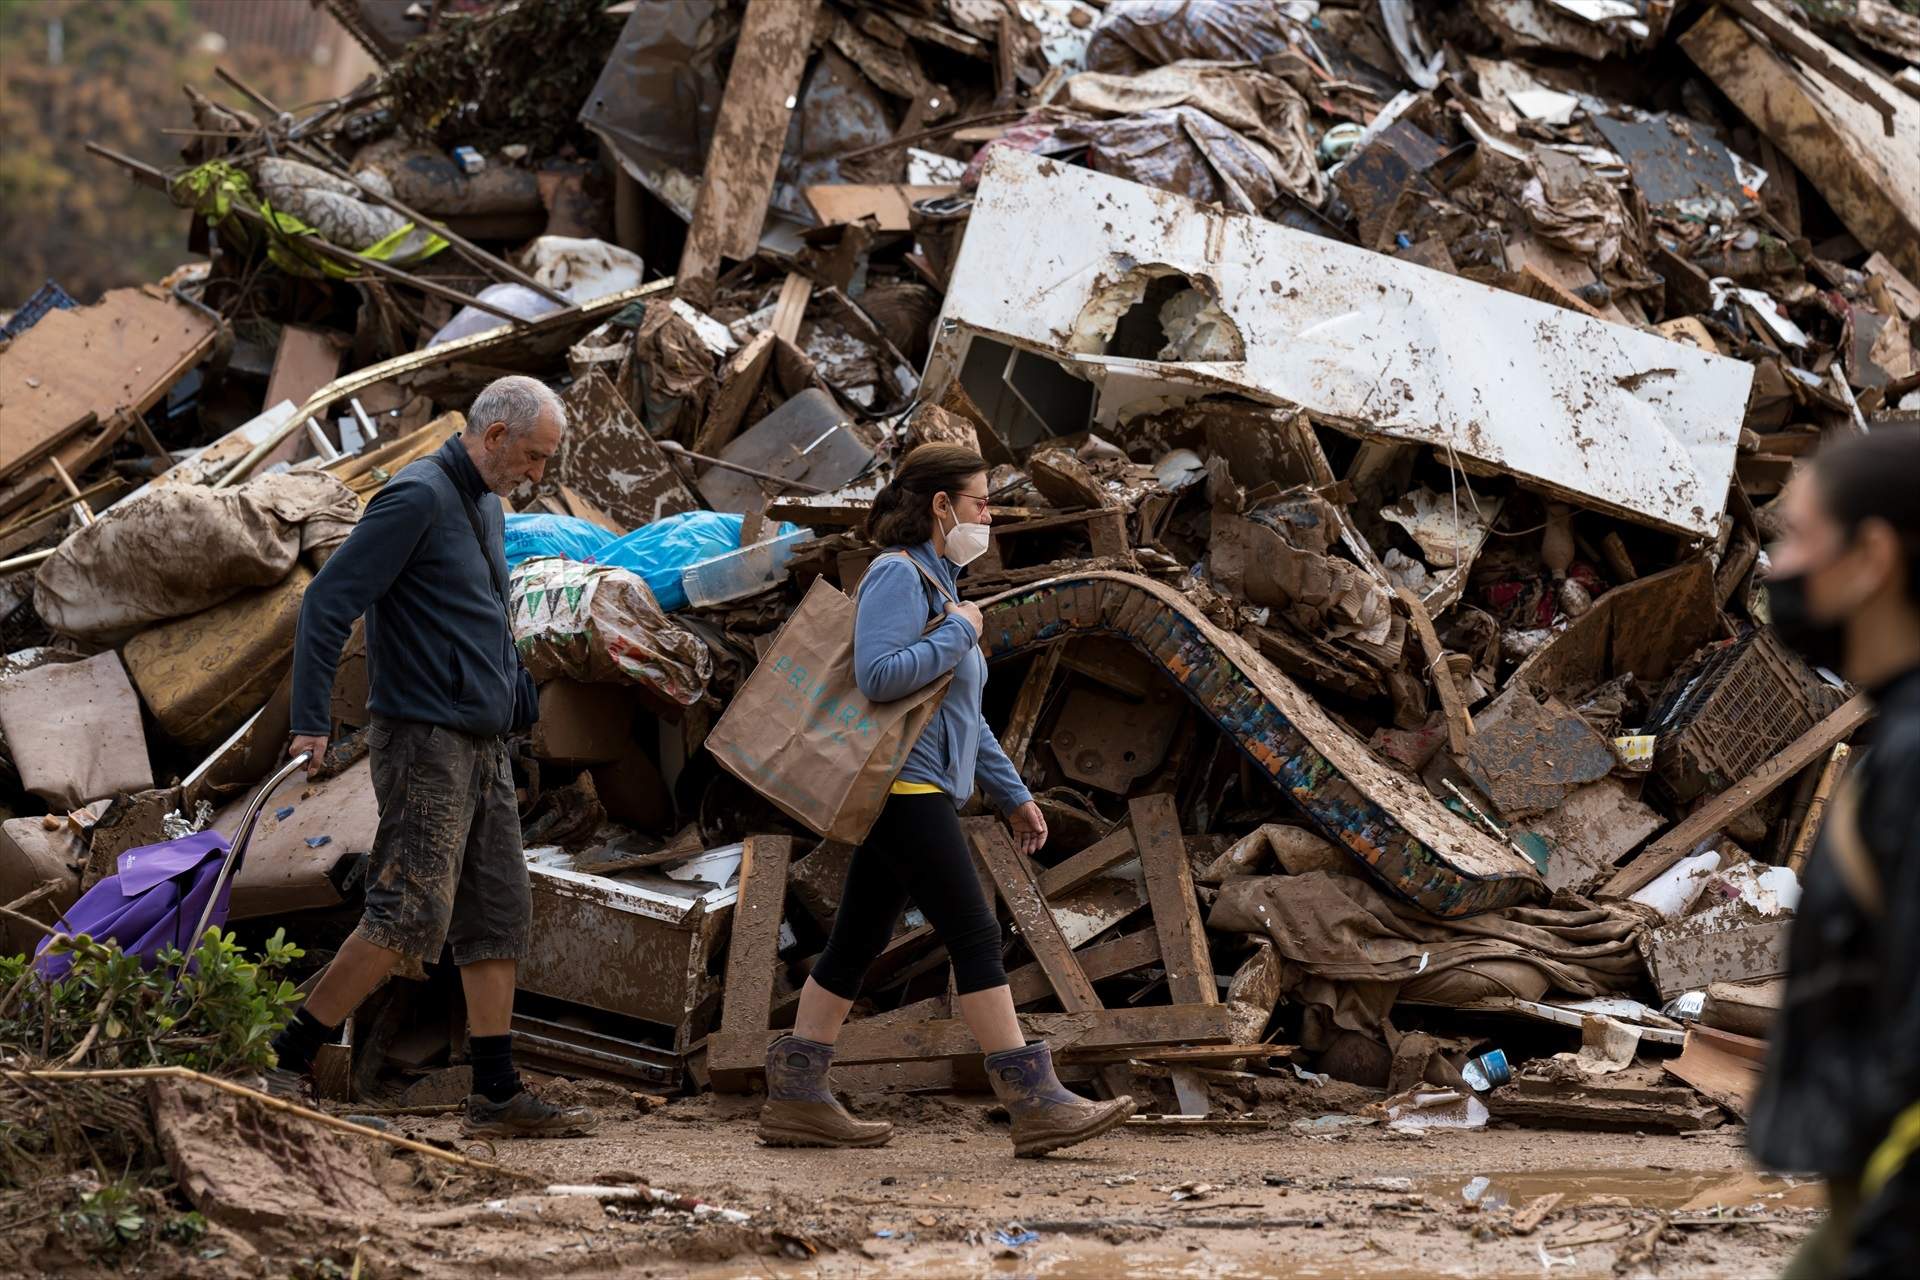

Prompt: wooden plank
[
  {"left": 1130, "top": 792, "right": 1216, "bottom": 1116},
  {"left": 692, "top": 331, "right": 776, "bottom": 459},
  {"left": 769, "top": 272, "right": 813, "bottom": 346},
  {"left": 1036, "top": 825, "right": 1137, "bottom": 900},
  {"left": 1006, "top": 927, "right": 1160, "bottom": 1007},
  {"left": 1786, "top": 742, "right": 1850, "bottom": 874},
  {"left": 999, "top": 642, "right": 1062, "bottom": 778},
  {"left": 1129, "top": 795, "right": 1214, "bottom": 1006},
  {"left": 970, "top": 818, "right": 1137, "bottom": 1099},
  {"left": 1072, "top": 1043, "right": 1295, "bottom": 1066},
  {"left": 1396, "top": 587, "right": 1471, "bottom": 757},
  {"left": 707, "top": 834, "right": 793, "bottom": 1091},
  {"left": 971, "top": 820, "right": 1103, "bottom": 1013},
  {"left": 674, "top": 0, "right": 823, "bottom": 309},
  {"left": 1645, "top": 914, "right": 1792, "bottom": 1000},
  {"left": 1682, "top": 5, "right": 1920, "bottom": 282},
  {"left": 803, "top": 183, "right": 960, "bottom": 232},
  {"left": 1601, "top": 694, "right": 1872, "bottom": 898}
]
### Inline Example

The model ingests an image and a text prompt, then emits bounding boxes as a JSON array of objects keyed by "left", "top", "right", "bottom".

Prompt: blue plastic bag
[
  {"left": 504, "top": 513, "right": 614, "bottom": 566},
  {"left": 503, "top": 510, "right": 800, "bottom": 611}
]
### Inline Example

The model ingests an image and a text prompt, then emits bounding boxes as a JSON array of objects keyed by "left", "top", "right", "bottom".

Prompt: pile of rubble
[{"left": 3, "top": 0, "right": 1917, "bottom": 1143}]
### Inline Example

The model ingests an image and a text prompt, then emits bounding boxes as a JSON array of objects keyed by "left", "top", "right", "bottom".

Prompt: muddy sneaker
[
  {"left": 461, "top": 1090, "right": 597, "bottom": 1138},
  {"left": 757, "top": 1034, "right": 893, "bottom": 1149},
  {"left": 984, "top": 1041, "right": 1136, "bottom": 1158}
]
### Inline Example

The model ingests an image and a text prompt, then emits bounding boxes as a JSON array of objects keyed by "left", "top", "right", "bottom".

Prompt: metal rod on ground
[
  {"left": 289, "top": 141, "right": 576, "bottom": 310},
  {"left": 0, "top": 548, "right": 56, "bottom": 573},
  {"left": 657, "top": 440, "right": 828, "bottom": 493}
]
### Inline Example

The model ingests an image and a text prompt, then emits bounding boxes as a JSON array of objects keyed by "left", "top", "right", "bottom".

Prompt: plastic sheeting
[{"left": 505, "top": 510, "right": 801, "bottom": 612}]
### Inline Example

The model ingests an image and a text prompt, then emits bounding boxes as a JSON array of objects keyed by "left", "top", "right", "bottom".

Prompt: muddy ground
[{"left": 10, "top": 1074, "right": 1812, "bottom": 1280}]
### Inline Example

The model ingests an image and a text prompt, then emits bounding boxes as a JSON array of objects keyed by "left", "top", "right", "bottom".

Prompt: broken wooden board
[
  {"left": 1664, "top": 1025, "right": 1767, "bottom": 1120},
  {"left": 0, "top": 287, "right": 219, "bottom": 482},
  {"left": 1682, "top": 1, "right": 1920, "bottom": 282},
  {"left": 1644, "top": 907, "right": 1792, "bottom": 1001},
  {"left": 1520, "top": 777, "right": 1664, "bottom": 893},
  {"left": 1399, "top": 995, "right": 1686, "bottom": 1049},
  {"left": 692, "top": 330, "right": 776, "bottom": 459},
  {"left": 674, "top": 0, "right": 824, "bottom": 307},
  {"left": 970, "top": 818, "right": 1138, "bottom": 1099},
  {"left": 554, "top": 367, "right": 698, "bottom": 530},
  {"left": 1487, "top": 1075, "right": 1725, "bottom": 1133},
  {"left": 804, "top": 184, "right": 959, "bottom": 231},
  {"left": 261, "top": 326, "right": 345, "bottom": 464},
  {"left": 1130, "top": 793, "right": 1217, "bottom": 1115},
  {"left": 1005, "top": 928, "right": 1161, "bottom": 1007},
  {"left": 707, "top": 834, "right": 792, "bottom": 1092},
  {"left": 1602, "top": 693, "right": 1872, "bottom": 898},
  {"left": 978, "top": 571, "right": 1544, "bottom": 917}
]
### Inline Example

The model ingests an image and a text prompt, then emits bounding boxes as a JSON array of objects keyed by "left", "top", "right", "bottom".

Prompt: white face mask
[{"left": 941, "top": 505, "right": 991, "bottom": 567}]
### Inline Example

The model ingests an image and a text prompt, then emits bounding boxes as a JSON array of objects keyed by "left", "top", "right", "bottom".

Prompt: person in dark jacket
[
  {"left": 270, "top": 375, "right": 591, "bottom": 1138},
  {"left": 1751, "top": 429, "right": 1920, "bottom": 1277},
  {"left": 757, "top": 444, "right": 1136, "bottom": 1158}
]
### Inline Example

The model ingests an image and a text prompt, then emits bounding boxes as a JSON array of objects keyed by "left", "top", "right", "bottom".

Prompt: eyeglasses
[{"left": 949, "top": 490, "right": 991, "bottom": 513}]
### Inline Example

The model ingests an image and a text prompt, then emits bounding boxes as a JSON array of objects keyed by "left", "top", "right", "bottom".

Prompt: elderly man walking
[{"left": 271, "top": 375, "right": 590, "bottom": 1137}]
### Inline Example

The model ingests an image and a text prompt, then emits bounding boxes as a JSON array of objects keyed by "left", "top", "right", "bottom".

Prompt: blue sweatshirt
[
  {"left": 853, "top": 541, "right": 1032, "bottom": 814},
  {"left": 289, "top": 437, "right": 518, "bottom": 738}
]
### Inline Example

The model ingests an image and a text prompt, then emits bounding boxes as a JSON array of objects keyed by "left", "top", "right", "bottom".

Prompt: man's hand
[
  {"left": 1009, "top": 801, "right": 1048, "bottom": 857},
  {"left": 946, "top": 600, "right": 984, "bottom": 636},
  {"left": 289, "top": 734, "right": 329, "bottom": 776}
]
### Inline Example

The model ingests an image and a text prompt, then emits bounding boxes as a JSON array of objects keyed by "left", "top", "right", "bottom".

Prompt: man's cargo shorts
[{"left": 355, "top": 715, "right": 528, "bottom": 973}]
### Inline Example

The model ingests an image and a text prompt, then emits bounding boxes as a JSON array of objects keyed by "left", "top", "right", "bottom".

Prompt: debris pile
[{"left": 4, "top": 0, "right": 1917, "bottom": 1166}]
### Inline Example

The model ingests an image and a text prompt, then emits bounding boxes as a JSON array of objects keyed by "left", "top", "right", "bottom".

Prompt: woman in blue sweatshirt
[{"left": 757, "top": 443, "right": 1136, "bottom": 1157}]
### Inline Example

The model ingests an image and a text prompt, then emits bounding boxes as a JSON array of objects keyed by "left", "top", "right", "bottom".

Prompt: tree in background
[{"left": 0, "top": 0, "right": 336, "bottom": 306}]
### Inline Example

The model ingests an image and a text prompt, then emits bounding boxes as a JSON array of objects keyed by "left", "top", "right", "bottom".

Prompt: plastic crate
[{"left": 1645, "top": 627, "right": 1843, "bottom": 802}]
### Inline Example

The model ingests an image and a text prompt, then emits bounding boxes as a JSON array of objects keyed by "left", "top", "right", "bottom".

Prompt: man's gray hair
[{"left": 468, "top": 375, "right": 566, "bottom": 439}]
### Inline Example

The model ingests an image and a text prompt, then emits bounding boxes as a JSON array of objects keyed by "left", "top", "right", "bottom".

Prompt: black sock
[
  {"left": 469, "top": 1034, "right": 522, "bottom": 1103},
  {"left": 271, "top": 1007, "right": 338, "bottom": 1073}
]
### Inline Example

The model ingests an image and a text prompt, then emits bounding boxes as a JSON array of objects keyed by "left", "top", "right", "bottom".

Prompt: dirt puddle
[{"left": 1419, "top": 1166, "right": 1823, "bottom": 1213}]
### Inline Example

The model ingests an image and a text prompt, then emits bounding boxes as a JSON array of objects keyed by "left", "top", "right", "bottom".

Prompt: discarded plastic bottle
[
  {"left": 680, "top": 528, "right": 816, "bottom": 608},
  {"left": 1460, "top": 1049, "right": 1511, "bottom": 1092}
]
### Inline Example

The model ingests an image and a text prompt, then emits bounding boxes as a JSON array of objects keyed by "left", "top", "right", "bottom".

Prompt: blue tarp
[{"left": 504, "top": 511, "right": 801, "bottom": 611}]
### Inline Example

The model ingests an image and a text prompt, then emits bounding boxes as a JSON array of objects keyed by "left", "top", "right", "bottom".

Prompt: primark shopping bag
[{"left": 705, "top": 562, "right": 952, "bottom": 843}]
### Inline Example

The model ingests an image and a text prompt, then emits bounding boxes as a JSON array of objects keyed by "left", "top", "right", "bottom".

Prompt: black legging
[{"left": 809, "top": 791, "right": 1008, "bottom": 998}]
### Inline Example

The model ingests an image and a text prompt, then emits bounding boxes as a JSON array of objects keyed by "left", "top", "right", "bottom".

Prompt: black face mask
[{"left": 1766, "top": 571, "right": 1845, "bottom": 673}]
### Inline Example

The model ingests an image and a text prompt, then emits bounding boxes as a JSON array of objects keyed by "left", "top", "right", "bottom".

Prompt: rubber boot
[
  {"left": 757, "top": 1034, "right": 894, "bottom": 1148},
  {"left": 985, "top": 1041, "right": 1136, "bottom": 1158}
]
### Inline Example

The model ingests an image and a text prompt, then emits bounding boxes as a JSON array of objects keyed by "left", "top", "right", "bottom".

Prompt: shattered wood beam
[
  {"left": 1129, "top": 795, "right": 1215, "bottom": 1008},
  {"left": 1683, "top": 4, "right": 1920, "bottom": 281},
  {"left": 675, "top": 0, "right": 823, "bottom": 310},
  {"left": 1601, "top": 694, "right": 1872, "bottom": 899},
  {"left": 1717, "top": 0, "right": 1897, "bottom": 134},
  {"left": 1005, "top": 927, "right": 1161, "bottom": 1007},
  {"left": 968, "top": 819, "right": 1137, "bottom": 1099},
  {"left": 1786, "top": 743, "right": 1851, "bottom": 875},
  {"left": 770, "top": 273, "right": 813, "bottom": 345},
  {"left": 1037, "top": 825, "right": 1138, "bottom": 899},
  {"left": 1396, "top": 587, "right": 1472, "bottom": 757},
  {"left": 979, "top": 573, "right": 1542, "bottom": 917},
  {"left": 707, "top": 834, "right": 792, "bottom": 1092}
]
